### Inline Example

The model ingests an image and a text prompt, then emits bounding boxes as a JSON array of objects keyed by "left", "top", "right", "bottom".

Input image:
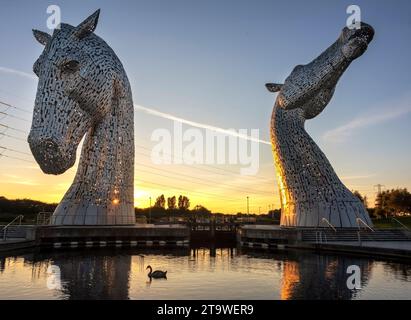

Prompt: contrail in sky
[
  {"left": 0, "top": 66, "right": 37, "bottom": 81},
  {"left": 0, "top": 66, "right": 271, "bottom": 145},
  {"left": 134, "top": 104, "right": 271, "bottom": 145}
]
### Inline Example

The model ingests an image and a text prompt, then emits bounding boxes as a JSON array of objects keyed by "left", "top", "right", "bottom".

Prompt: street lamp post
[{"left": 149, "top": 196, "right": 152, "bottom": 224}]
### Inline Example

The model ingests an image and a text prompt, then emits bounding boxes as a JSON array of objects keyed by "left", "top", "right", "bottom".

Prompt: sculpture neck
[
  {"left": 78, "top": 91, "right": 134, "bottom": 205},
  {"left": 270, "top": 100, "right": 373, "bottom": 228},
  {"left": 271, "top": 103, "right": 308, "bottom": 209},
  {"left": 270, "top": 101, "right": 360, "bottom": 226},
  {"left": 63, "top": 84, "right": 134, "bottom": 207},
  {"left": 52, "top": 80, "right": 136, "bottom": 225}
]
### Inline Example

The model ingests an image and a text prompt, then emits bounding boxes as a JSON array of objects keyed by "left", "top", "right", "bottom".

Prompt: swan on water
[{"left": 146, "top": 265, "right": 167, "bottom": 278}]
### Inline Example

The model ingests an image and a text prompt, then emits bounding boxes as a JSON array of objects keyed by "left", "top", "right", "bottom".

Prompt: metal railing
[
  {"left": 357, "top": 231, "right": 362, "bottom": 246},
  {"left": 36, "top": 212, "right": 53, "bottom": 225},
  {"left": 391, "top": 217, "right": 410, "bottom": 231},
  {"left": 321, "top": 218, "right": 337, "bottom": 232},
  {"left": 1, "top": 215, "right": 24, "bottom": 241},
  {"left": 315, "top": 230, "right": 327, "bottom": 244},
  {"left": 356, "top": 218, "right": 374, "bottom": 232}
]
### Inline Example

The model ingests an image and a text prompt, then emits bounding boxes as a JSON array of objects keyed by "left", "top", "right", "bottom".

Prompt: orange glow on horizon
[{"left": 0, "top": 149, "right": 383, "bottom": 214}]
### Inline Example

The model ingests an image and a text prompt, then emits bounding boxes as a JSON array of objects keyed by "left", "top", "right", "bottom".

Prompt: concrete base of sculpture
[{"left": 51, "top": 201, "right": 135, "bottom": 225}]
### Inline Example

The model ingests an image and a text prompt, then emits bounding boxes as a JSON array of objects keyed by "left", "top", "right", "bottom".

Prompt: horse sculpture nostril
[
  {"left": 28, "top": 136, "right": 72, "bottom": 175},
  {"left": 359, "top": 24, "right": 374, "bottom": 43}
]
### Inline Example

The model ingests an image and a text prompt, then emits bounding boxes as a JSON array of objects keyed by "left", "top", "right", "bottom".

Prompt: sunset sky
[{"left": 0, "top": 0, "right": 410, "bottom": 214}]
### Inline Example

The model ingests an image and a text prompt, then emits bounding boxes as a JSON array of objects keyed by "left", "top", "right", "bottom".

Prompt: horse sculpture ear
[
  {"left": 265, "top": 83, "right": 283, "bottom": 93},
  {"left": 33, "top": 29, "right": 51, "bottom": 46},
  {"left": 73, "top": 9, "right": 100, "bottom": 39}
]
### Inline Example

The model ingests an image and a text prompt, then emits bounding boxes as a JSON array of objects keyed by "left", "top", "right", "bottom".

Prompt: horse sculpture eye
[{"left": 61, "top": 60, "right": 80, "bottom": 73}]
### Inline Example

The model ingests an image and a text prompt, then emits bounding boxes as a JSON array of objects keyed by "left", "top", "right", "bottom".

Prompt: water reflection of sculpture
[
  {"left": 279, "top": 252, "right": 373, "bottom": 300},
  {"left": 50, "top": 251, "right": 132, "bottom": 300},
  {"left": 28, "top": 10, "right": 135, "bottom": 225},
  {"left": 267, "top": 23, "right": 375, "bottom": 228}
]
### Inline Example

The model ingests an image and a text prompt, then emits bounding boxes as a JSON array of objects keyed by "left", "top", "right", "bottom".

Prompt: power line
[
  {"left": 0, "top": 132, "right": 27, "bottom": 142},
  {"left": 0, "top": 100, "right": 31, "bottom": 114},
  {"left": 0, "top": 123, "right": 28, "bottom": 134},
  {"left": 0, "top": 127, "right": 276, "bottom": 196},
  {"left": 0, "top": 111, "right": 30, "bottom": 122},
  {"left": 0, "top": 98, "right": 275, "bottom": 185},
  {"left": 0, "top": 155, "right": 254, "bottom": 210},
  {"left": 0, "top": 145, "right": 32, "bottom": 156},
  {"left": 0, "top": 145, "right": 270, "bottom": 204},
  {"left": 135, "top": 162, "right": 275, "bottom": 196},
  {"left": 136, "top": 178, "right": 257, "bottom": 203},
  {"left": 137, "top": 165, "right": 275, "bottom": 198},
  {"left": 0, "top": 88, "right": 34, "bottom": 105},
  {"left": 136, "top": 144, "right": 275, "bottom": 184},
  {"left": 0, "top": 153, "right": 32, "bottom": 163},
  {"left": 0, "top": 96, "right": 277, "bottom": 199},
  {"left": 0, "top": 97, "right": 276, "bottom": 186}
]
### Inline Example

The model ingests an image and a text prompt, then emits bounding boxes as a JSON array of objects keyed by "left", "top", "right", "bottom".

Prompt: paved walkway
[{"left": 327, "top": 241, "right": 411, "bottom": 252}]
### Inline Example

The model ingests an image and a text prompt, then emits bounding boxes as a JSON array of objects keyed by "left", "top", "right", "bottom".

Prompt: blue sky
[{"left": 0, "top": 0, "right": 410, "bottom": 212}]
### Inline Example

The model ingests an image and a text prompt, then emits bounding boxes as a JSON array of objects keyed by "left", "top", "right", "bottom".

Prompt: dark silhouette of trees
[
  {"left": 154, "top": 194, "right": 166, "bottom": 209},
  {"left": 178, "top": 195, "right": 190, "bottom": 211},
  {"left": 375, "top": 188, "right": 411, "bottom": 217},
  {"left": 167, "top": 196, "right": 176, "bottom": 210},
  {"left": 192, "top": 205, "right": 211, "bottom": 216},
  {"left": 0, "top": 196, "right": 57, "bottom": 222}
]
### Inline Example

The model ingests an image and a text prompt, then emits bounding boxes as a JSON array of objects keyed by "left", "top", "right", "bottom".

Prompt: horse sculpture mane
[
  {"left": 266, "top": 23, "right": 375, "bottom": 228},
  {"left": 28, "top": 10, "right": 135, "bottom": 225}
]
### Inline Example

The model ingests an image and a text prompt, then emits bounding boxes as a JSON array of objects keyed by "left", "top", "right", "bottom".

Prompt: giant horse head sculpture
[
  {"left": 28, "top": 10, "right": 135, "bottom": 225},
  {"left": 266, "top": 23, "right": 375, "bottom": 228},
  {"left": 267, "top": 22, "right": 374, "bottom": 119},
  {"left": 28, "top": 9, "right": 127, "bottom": 174}
]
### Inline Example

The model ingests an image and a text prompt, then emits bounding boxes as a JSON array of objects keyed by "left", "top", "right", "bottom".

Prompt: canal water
[{"left": 0, "top": 247, "right": 410, "bottom": 299}]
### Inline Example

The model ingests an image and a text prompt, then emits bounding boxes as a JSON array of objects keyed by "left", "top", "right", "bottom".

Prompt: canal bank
[
  {"left": 1, "top": 224, "right": 411, "bottom": 260},
  {"left": 0, "top": 224, "right": 190, "bottom": 252}
]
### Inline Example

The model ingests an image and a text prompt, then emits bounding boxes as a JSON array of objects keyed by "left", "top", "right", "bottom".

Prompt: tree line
[
  {"left": 153, "top": 194, "right": 191, "bottom": 211},
  {"left": 0, "top": 196, "right": 57, "bottom": 222},
  {"left": 374, "top": 188, "right": 411, "bottom": 218},
  {"left": 353, "top": 188, "right": 411, "bottom": 218},
  {"left": 134, "top": 194, "right": 215, "bottom": 222}
]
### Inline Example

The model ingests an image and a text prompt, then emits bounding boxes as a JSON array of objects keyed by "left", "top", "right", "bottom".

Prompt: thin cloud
[
  {"left": 340, "top": 174, "right": 376, "bottom": 180},
  {"left": 323, "top": 97, "right": 411, "bottom": 142},
  {"left": 134, "top": 104, "right": 271, "bottom": 145},
  {"left": 0, "top": 66, "right": 37, "bottom": 81},
  {"left": 1, "top": 174, "right": 40, "bottom": 186}
]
